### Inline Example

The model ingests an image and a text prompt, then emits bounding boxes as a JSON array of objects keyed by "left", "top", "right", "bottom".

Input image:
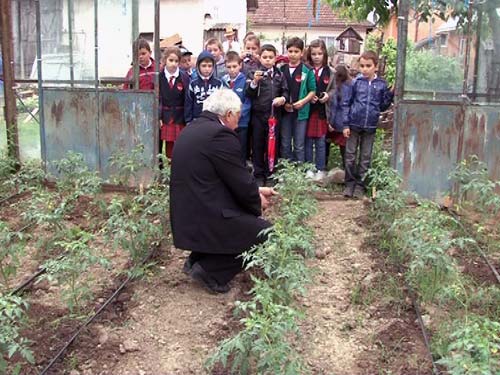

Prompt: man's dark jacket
[{"left": 170, "top": 111, "right": 271, "bottom": 254}]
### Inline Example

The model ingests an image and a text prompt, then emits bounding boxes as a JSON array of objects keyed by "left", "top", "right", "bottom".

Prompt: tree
[
  {"left": 325, "top": 0, "right": 494, "bottom": 26},
  {"left": 327, "top": 0, "right": 500, "bottom": 96},
  {"left": 325, "top": 0, "right": 397, "bottom": 25}
]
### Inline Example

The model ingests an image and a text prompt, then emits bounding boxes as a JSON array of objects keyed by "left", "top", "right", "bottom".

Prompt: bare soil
[
  {"left": 48, "top": 195, "right": 433, "bottom": 375},
  {"left": 297, "top": 198, "right": 432, "bottom": 375}
]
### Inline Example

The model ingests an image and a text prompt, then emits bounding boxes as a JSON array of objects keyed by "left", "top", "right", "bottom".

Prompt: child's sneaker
[
  {"left": 305, "top": 170, "right": 315, "bottom": 180},
  {"left": 353, "top": 185, "right": 365, "bottom": 199},
  {"left": 313, "top": 171, "right": 326, "bottom": 182},
  {"left": 343, "top": 185, "right": 354, "bottom": 198}
]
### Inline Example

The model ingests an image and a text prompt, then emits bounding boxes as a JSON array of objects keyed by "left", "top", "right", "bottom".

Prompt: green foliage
[
  {"left": 327, "top": 141, "right": 343, "bottom": 170},
  {"left": 22, "top": 187, "right": 65, "bottom": 236},
  {"left": 392, "top": 203, "right": 473, "bottom": 302},
  {"left": 381, "top": 38, "right": 397, "bottom": 87},
  {"left": 405, "top": 47, "right": 463, "bottom": 92},
  {"left": 109, "top": 144, "right": 148, "bottom": 186},
  {"left": 0, "top": 153, "right": 17, "bottom": 184},
  {"left": 325, "top": 0, "right": 397, "bottom": 25},
  {"left": 368, "top": 129, "right": 500, "bottom": 374},
  {"left": 325, "top": 0, "right": 479, "bottom": 27},
  {"left": 208, "top": 297, "right": 308, "bottom": 375},
  {"left": 104, "top": 168, "right": 170, "bottom": 271},
  {"left": 449, "top": 156, "right": 500, "bottom": 214},
  {"left": 207, "top": 161, "right": 316, "bottom": 374},
  {"left": 366, "top": 130, "right": 409, "bottom": 232},
  {"left": 436, "top": 315, "right": 500, "bottom": 374},
  {"left": 367, "top": 133, "right": 473, "bottom": 304},
  {"left": 53, "top": 151, "right": 102, "bottom": 201},
  {"left": 22, "top": 152, "right": 103, "bottom": 251},
  {"left": 0, "top": 222, "right": 25, "bottom": 292},
  {"left": 42, "top": 229, "right": 110, "bottom": 314},
  {"left": 1, "top": 159, "right": 45, "bottom": 196},
  {"left": 0, "top": 295, "right": 34, "bottom": 374}
]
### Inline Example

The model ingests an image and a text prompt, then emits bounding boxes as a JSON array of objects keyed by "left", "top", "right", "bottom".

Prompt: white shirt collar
[
  {"left": 313, "top": 66, "right": 324, "bottom": 75},
  {"left": 140, "top": 59, "right": 152, "bottom": 69},
  {"left": 164, "top": 67, "right": 180, "bottom": 80}
]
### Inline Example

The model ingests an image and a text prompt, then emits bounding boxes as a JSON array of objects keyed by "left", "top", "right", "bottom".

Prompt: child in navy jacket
[
  {"left": 222, "top": 51, "right": 251, "bottom": 163},
  {"left": 185, "top": 51, "right": 223, "bottom": 124},
  {"left": 246, "top": 44, "right": 289, "bottom": 186},
  {"left": 327, "top": 64, "right": 352, "bottom": 170},
  {"left": 159, "top": 47, "right": 190, "bottom": 158},
  {"left": 343, "top": 51, "right": 393, "bottom": 198}
]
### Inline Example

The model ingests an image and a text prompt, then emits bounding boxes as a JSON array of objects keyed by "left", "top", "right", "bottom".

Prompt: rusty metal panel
[
  {"left": 98, "top": 90, "right": 156, "bottom": 185},
  {"left": 43, "top": 88, "right": 98, "bottom": 176},
  {"left": 394, "top": 102, "right": 463, "bottom": 200},
  {"left": 395, "top": 102, "right": 500, "bottom": 200},
  {"left": 461, "top": 106, "right": 500, "bottom": 182},
  {"left": 42, "top": 88, "right": 156, "bottom": 186}
]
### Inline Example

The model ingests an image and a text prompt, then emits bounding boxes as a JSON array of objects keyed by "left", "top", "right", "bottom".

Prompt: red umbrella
[{"left": 267, "top": 113, "right": 277, "bottom": 173}]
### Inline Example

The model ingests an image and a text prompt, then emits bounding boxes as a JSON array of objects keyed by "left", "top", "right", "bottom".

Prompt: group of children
[{"left": 124, "top": 33, "right": 393, "bottom": 198}]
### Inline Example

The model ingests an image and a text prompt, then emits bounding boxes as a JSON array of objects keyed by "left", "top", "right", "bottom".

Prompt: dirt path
[
  {"left": 300, "top": 199, "right": 432, "bottom": 375},
  {"left": 69, "top": 249, "right": 244, "bottom": 375},
  {"left": 67, "top": 197, "right": 431, "bottom": 375}
]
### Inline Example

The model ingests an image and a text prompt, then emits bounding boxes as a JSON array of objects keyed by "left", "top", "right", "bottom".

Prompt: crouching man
[{"left": 169, "top": 89, "right": 275, "bottom": 293}]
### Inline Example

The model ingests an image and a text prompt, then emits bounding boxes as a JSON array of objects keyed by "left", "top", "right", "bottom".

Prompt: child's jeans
[
  {"left": 344, "top": 129, "right": 376, "bottom": 191},
  {"left": 305, "top": 136, "right": 326, "bottom": 171},
  {"left": 280, "top": 113, "right": 307, "bottom": 162}
]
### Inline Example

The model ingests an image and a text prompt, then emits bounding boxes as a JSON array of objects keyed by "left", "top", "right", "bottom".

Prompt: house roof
[
  {"left": 436, "top": 17, "right": 458, "bottom": 34},
  {"left": 248, "top": 0, "right": 373, "bottom": 29},
  {"left": 336, "top": 26, "right": 363, "bottom": 41}
]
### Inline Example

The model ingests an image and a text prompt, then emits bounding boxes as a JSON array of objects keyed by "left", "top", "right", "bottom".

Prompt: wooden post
[{"left": 0, "top": 0, "right": 20, "bottom": 162}]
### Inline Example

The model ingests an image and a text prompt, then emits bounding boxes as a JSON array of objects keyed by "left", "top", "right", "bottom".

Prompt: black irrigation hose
[
  {"left": 0, "top": 191, "right": 21, "bottom": 206},
  {"left": 38, "top": 246, "right": 159, "bottom": 375},
  {"left": 17, "top": 221, "right": 36, "bottom": 233},
  {"left": 447, "top": 209, "right": 500, "bottom": 285},
  {"left": 11, "top": 267, "right": 47, "bottom": 296},
  {"left": 6, "top": 221, "right": 40, "bottom": 295},
  {"left": 405, "top": 280, "right": 442, "bottom": 375}
]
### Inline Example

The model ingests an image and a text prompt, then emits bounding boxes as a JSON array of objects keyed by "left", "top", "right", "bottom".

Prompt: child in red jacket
[{"left": 123, "top": 38, "right": 156, "bottom": 90}]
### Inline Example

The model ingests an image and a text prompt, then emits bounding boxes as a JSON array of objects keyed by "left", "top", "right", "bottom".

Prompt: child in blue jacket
[
  {"left": 343, "top": 51, "right": 393, "bottom": 198},
  {"left": 222, "top": 51, "right": 251, "bottom": 163},
  {"left": 184, "top": 51, "right": 223, "bottom": 124}
]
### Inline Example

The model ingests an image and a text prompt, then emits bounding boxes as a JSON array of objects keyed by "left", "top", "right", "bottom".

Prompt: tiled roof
[{"left": 248, "top": 0, "right": 373, "bottom": 28}]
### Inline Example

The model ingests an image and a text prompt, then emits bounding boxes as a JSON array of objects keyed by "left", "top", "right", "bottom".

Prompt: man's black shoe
[
  {"left": 182, "top": 257, "right": 194, "bottom": 275},
  {"left": 190, "top": 263, "right": 230, "bottom": 294},
  {"left": 353, "top": 185, "right": 365, "bottom": 199},
  {"left": 343, "top": 185, "right": 354, "bottom": 198}
]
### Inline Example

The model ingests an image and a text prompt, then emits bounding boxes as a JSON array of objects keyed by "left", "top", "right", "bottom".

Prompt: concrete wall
[
  {"left": 54, "top": 0, "right": 246, "bottom": 79},
  {"left": 252, "top": 26, "right": 369, "bottom": 56}
]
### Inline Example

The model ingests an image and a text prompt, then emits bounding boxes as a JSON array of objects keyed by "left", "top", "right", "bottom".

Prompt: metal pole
[
  {"left": 35, "top": 0, "right": 46, "bottom": 166},
  {"left": 16, "top": 1, "right": 25, "bottom": 78},
  {"left": 471, "top": 7, "right": 482, "bottom": 102},
  {"left": 391, "top": 0, "right": 410, "bottom": 169},
  {"left": 154, "top": 0, "right": 160, "bottom": 162},
  {"left": 67, "top": 0, "right": 75, "bottom": 86},
  {"left": 132, "top": 0, "right": 139, "bottom": 89},
  {"left": 94, "top": 0, "right": 101, "bottom": 175},
  {"left": 462, "top": 0, "right": 474, "bottom": 98},
  {"left": 0, "top": 0, "right": 20, "bottom": 163}
]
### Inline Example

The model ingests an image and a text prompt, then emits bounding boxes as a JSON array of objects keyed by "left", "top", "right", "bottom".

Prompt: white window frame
[
  {"left": 319, "top": 36, "right": 336, "bottom": 48},
  {"left": 439, "top": 33, "right": 448, "bottom": 47}
]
